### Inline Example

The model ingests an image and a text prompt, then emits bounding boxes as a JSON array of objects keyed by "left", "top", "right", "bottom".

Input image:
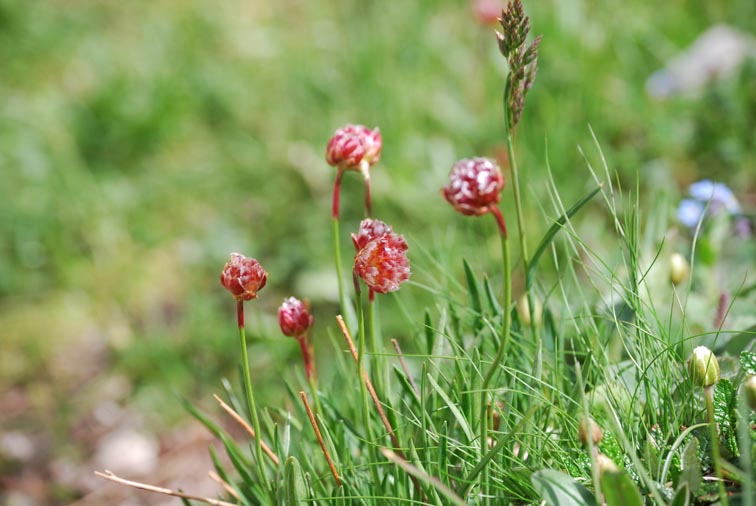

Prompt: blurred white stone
[
  {"left": 0, "top": 431, "right": 35, "bottom": 462},
  {"left": 647, "top": 24, "right": 756, "bottom": 98},
  {"left": 94, "top": 429, "right": 159, "bottom": 475}
]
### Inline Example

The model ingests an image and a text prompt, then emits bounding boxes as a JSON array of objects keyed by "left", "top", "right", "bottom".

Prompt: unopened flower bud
[
  {"left": 325, "top": 124, "right": 382, "bottom": 172},
  {"left": 743, "top": 375, "right": 756, "bottom": 410},
  {"left": 516, "top": 294, "right": 542, "bottom": 327},
  {"left": 220, "top": 253, "right": 267, "bottom": 301},
  {"left": 596, "top": 453, "right": 619, "bottom": 476},
  {"left": 670, "top": 253, "right": 690, "bottom": 285},
  {"left": 278, "top": 297, "right": 314, "bottom": 338},
  {"left": 688, "top": 346, "right": 720, "bottom": 388},
  {"left": 354, "top": 230, "right": 410, "bottom": 294},
  {"left": 578, "top": 417, "right": 603, "bottom": 446},
  {"left": 443, "top": 157, "right": 505, "bottom": 217},
  {"left": 352, "top": 218, "right": 392, "bottom": 252}
]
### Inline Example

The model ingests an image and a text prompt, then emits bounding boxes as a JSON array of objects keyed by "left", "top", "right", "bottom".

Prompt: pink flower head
[
  {"left": 220, "top": 253, "right": 268, "bottom": 301},
  {"left": 278, "top": 297, "right": 314, "bottom": 337},
  {"left": 354, "top": 231, "right": 410, "bottom": 294},
  {"left": 443, "top": 157, "right": 505, "bottom": 216},
  {"left": 472, "top": 0, "right": 503, "bottom": 26},
  {"left": 351, "top": 218, "right": 392, "bottom": 252},
  {"left": 325, "top": 124, "right": 382, "bottom": 172}
]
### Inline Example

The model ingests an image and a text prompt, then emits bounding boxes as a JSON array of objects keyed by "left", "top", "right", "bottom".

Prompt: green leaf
[
  {"left": 713, "top": 379, "right": 739, "bottom": 457},
  {"left": 284, "top": 456, "right": 308, "bottom": 505},
  {"left": 531, "top": 469, "right": 597, "bottom": 506},
  {"left": 426, "top": 373, "right": 474, "bottom": 443},
  {"left": 526, "top": 186, "right": 602, "bottom": 290},
  {"left": 740, "top": 350, "right": 756, "bottom": 376},
  {"left": 722, "top": 324, "right": 756, "bottom": 355},
  {"left": 601, "top": 468, "right": 644, "bottom": 506},
  {"left": 483, "top": 275, "right": 502, "bottom": 315},
  {"left": 678, "top": 437, "right": 701, "bottom": 494},
  {"left": 463, "top": 258, "right": 483, "bottom": 331},
  {"left": 670, "top": 483, "right": 690, "bottom": 506},
  {"left": 424, "top": 309, "right": 435, "bottom": 356}
]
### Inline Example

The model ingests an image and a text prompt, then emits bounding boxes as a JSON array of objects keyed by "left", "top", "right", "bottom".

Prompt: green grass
[{"left": 1, "top": 0, "right": 755, "bottom": 502}]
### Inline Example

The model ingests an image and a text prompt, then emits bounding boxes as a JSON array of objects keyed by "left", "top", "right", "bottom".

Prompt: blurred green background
[{"left": 1, "top": 0, "right": 754, "bottom": 503}]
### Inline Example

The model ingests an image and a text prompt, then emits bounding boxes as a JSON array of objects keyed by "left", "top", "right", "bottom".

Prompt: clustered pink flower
[
  {"left": 443, "top": 157, "right": 505, "bottom": 216},
  {"left": 351, "top": 218, "right": 393, "bottom": 251},
  {"left": 325, "top": 125, "right": 382, "bottom": 172},
  {"left": 354, "top": 230, "right": 410, "bottom": 294},
  {"left": 278, "top": 297, "right": 314, "bottom": 338},
  {"left": 220, "top": 253, "right": 268, "bottom": 301}
]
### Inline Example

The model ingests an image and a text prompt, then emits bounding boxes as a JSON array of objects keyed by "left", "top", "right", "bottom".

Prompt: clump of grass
[{"left": 96, "top": 2, "right": 756, "bottom": 505}]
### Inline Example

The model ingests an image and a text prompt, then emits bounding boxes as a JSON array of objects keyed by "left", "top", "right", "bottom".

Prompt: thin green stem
[
  {"left": 503, "top": 76, "right": 529, "bottom": 269},
  {"left": 368, "top": 294, "right": 384, "bottom": 397},
  {"left": 332, "top": 216, "right": 348, "bottom": 322},
  {"left": 236, "top": 300, "right": 271, "bottom": 491},
  {"left": 705, "top": 386, "right": 729, "bottom": 506},
  {"left": 356, "top": 288, "right": 380, "bottom": 486},
  {"left": 478, "top": 215, "right": 512, "bottom": 503}
]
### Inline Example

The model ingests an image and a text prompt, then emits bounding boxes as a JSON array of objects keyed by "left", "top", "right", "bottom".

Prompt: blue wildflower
[
  {"left": 688, "top": 179, "right": 741, "bottom": 214},
  {"left": 677, "top": 199, "right": 705, "bottom": 228}
]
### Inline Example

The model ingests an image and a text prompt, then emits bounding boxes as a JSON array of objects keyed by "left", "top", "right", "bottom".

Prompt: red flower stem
[
  {"left": 236, "top": 302, "right": 271, "bottom": 489},
  {"left": 300, "top": 391, "right": 342, "bottom": 487},
  {"left": 296, "top": 335, "right": 313, "bottom": 381},
  {"left": 236, "top": 300, "right": 245, "bottom": 329},
  {"left": 490, "top": 206, "right": 508, "bottom": 239},
  {"left": 368, "top": 288, "right": 375, "bottom": 303},
  {"left": 332, "top": 169, "right": 344, "bottom": 219},
  {"left": 364, "top": 175, "right": 372, "bottom": 217}
]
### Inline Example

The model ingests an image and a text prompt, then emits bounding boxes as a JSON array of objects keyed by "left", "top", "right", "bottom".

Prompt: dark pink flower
[
  {"left": 325, "top": 124, "right": 382, "bottom": 172},
  {"left": 220, "top": 253, "right": 268, "bottom": 301},
  {"left": 351, "top": 218, "right": 392, "bottom": 252},
  {"left": 278, "top": 297, "right": 314, "bottom": 338},
  {"left": 354, "top": 231, "right": 410, "bottom": 294},
  {"left": 442, "top": 157, "right": 505, "bottom": 216}
]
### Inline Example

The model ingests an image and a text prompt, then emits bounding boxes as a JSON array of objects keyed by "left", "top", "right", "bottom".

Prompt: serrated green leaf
[
  {"left": 531, "top": 469, "right": 597, "bottom": 506},
  {"left": 678, "top": 437, "right": 701, "bottom": 494},
  {"left": 740, "top": 351, "right": 756, "bottom": 376},
  {"left": 713, "top": 379, "right": 739, "bottom": 457},
  {"left": 601, "top": 468, "right": 643, "bottom": 506}
]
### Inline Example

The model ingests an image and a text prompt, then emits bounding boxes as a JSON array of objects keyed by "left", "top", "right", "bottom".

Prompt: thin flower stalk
[{"left": 236, "top": 301, "right": 271, "bottom": 490}]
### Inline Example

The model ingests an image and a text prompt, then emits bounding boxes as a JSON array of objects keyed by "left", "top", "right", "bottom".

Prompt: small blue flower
[
  {"left": 677, "top": 199, "right": 704, "bottom": 228},
  {"left": 688, "top": 179, "right": 741, "bottom": 214}
]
